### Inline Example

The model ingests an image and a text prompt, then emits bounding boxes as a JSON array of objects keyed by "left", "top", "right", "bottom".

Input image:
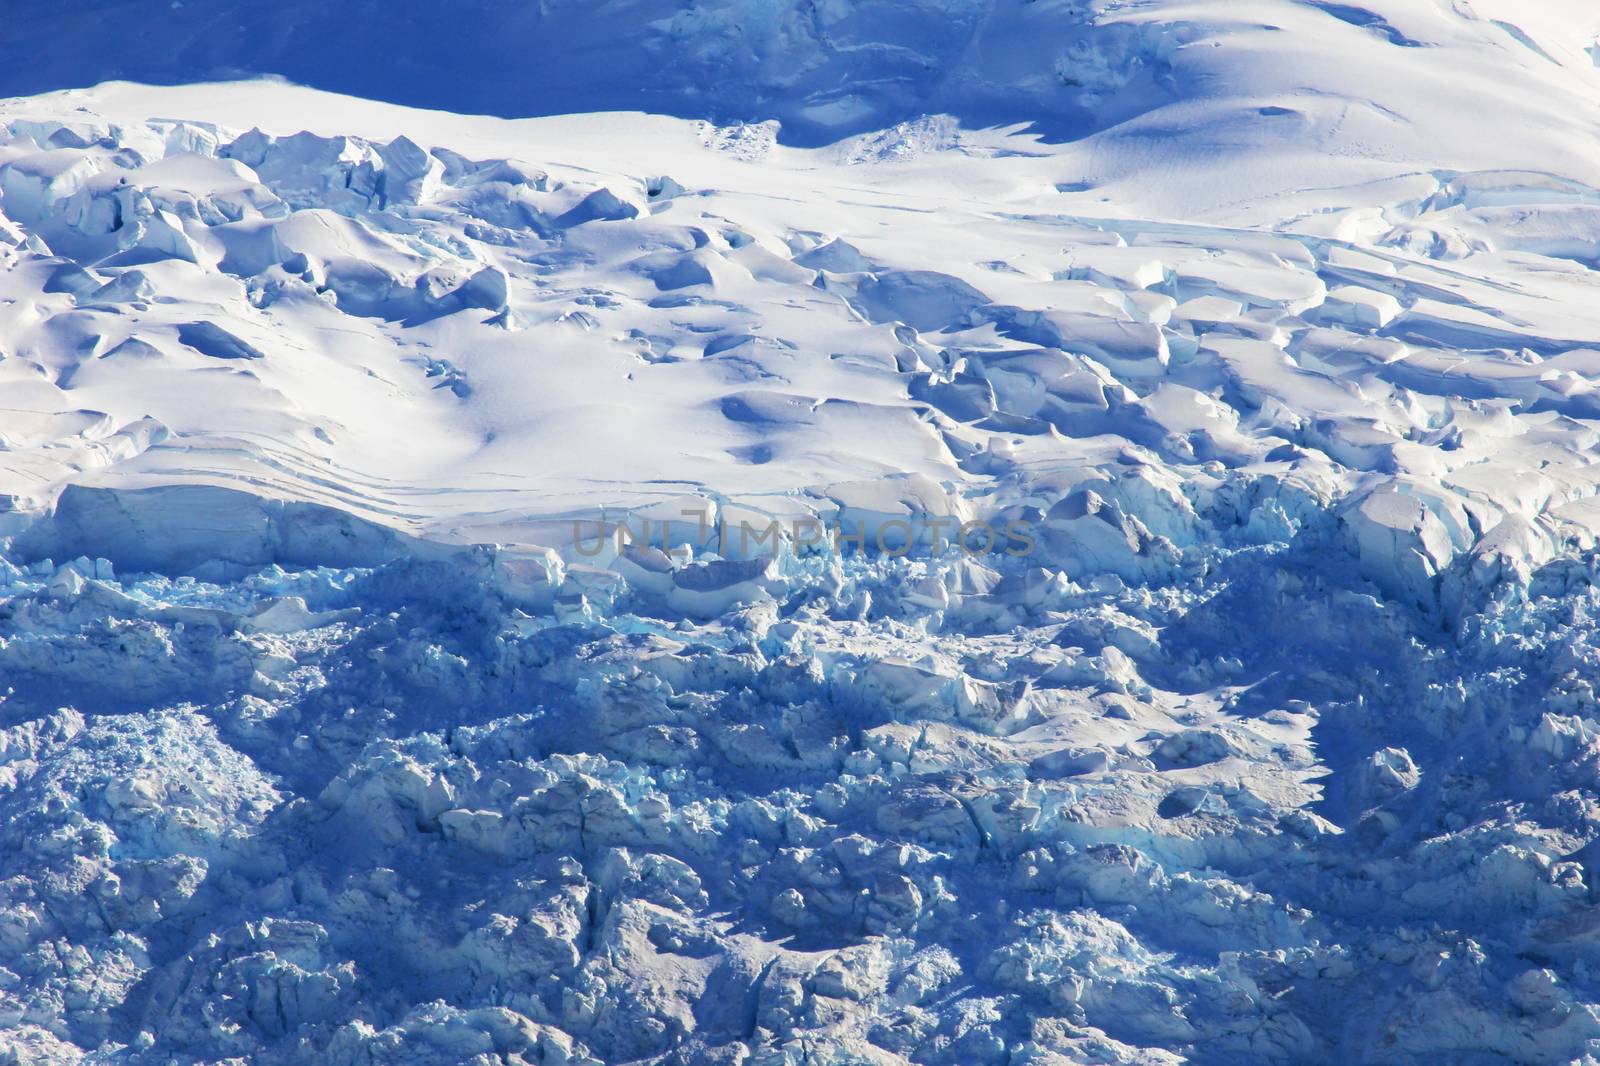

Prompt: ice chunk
[
  {"left": 377, "top": 134, "right": 442, "bottom": 205},
  {"left": 1317, "top": 284, "right": 1402, "bottom": 329},
  {"left": 176, "top": 321, "right": 265, "bottom": 360},
  {"left": 850, "top": 270, "right": 989, "bottom": 331},
  {"left": 1342, "top": 484, "right": 1461, "bottom": 608},
  {"left": 558, "top": 187, "right": 639, "bottom": 226}
]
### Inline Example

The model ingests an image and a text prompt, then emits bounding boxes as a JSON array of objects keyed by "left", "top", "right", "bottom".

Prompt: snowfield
[{"left": 5, "top": 1, "right": 1600, "bottom": 1063}]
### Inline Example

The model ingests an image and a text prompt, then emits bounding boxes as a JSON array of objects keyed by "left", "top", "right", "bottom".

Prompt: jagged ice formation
[{"left": 4, "top": 1, "right": 1600, "bottom": 1062}]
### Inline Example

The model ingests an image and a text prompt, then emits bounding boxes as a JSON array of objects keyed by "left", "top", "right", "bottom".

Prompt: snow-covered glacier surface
[{"left": 7, "top": 1, "right": 1600, "bottom": 1062}]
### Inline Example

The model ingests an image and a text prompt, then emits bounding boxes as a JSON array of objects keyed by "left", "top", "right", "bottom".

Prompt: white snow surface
[{"left": 4, "top": 1, "right": 1600, "bottom": 1062}]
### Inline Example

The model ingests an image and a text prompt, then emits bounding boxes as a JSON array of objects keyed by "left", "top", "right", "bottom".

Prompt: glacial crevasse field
[{"left": 5, "top": 1, "right": 1600, "bottom": 1063}]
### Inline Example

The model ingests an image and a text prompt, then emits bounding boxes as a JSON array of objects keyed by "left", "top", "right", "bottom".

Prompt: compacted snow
[{"left": 5, "top": 1, "right": 1600, "bottom": 1063}]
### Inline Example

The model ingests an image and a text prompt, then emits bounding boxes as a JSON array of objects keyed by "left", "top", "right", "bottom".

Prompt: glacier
[{"left": 4, "top": 1, "right": 1600, "bottom": 1062}]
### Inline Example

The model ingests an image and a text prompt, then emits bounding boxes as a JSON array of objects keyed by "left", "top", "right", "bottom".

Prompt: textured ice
[{"left": 5, "top": 1, "right": 1600, "bottom": 1063}]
